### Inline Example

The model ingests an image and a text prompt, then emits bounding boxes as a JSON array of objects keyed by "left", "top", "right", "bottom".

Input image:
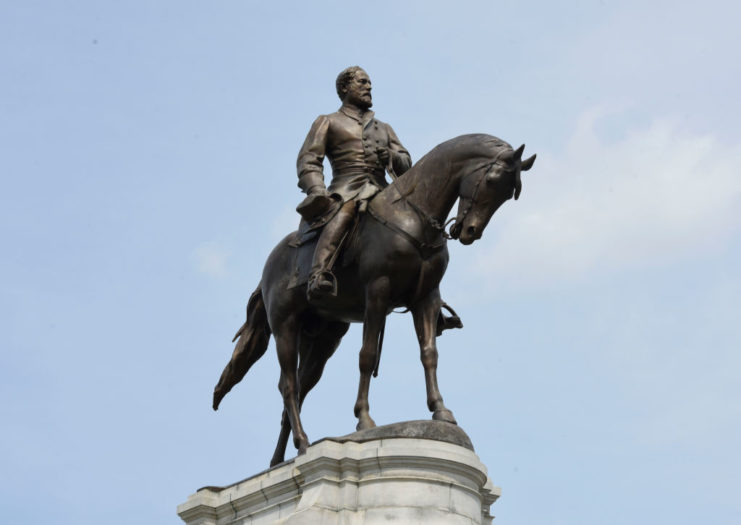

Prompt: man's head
[{"left": 336, "top": 66, "right": 372, "bottom": 109}]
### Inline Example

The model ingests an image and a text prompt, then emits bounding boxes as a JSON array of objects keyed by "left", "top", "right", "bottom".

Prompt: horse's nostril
[{"left": 467, "top": 226, "right": 476, "bottom": 236}]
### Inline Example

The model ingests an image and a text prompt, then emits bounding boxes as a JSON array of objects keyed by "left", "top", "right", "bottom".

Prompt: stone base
[{"left": 178, "top": 421, "right": 500, "bottom": 525}]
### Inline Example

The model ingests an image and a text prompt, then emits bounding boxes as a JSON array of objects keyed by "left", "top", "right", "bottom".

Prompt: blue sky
[{"left": 1, "top": 1, "right": 740, "bottom": 523}]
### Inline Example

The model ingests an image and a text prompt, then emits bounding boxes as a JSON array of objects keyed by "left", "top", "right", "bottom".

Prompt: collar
[{"left": 339, "top": 105, "right": 375, "bottom": 125}]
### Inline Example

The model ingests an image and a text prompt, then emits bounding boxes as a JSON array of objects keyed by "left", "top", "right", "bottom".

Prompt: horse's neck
[{"left": 395, "top": 157, "right": 461, "bottom": 224}]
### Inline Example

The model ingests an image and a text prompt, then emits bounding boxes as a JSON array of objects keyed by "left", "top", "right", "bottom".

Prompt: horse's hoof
[
  {"left": 293, "top": 433, "right": 309, "bottom": 453},
  {"left": 433, "top": 409, "right": 457, "bottom": 425},
  {"left": 356, "top": 416, "right": 377, "bottom": 431},
  {"left": 269, "top": 455, "right": 284, "bottom": 468}
]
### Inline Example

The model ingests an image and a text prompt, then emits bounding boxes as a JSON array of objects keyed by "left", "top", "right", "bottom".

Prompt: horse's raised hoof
[
  {"left": 433, "top": 409, "right": 457, "bottom": 425},
  {"left": 356, "top": 415, "right": 377, "bottom": 431}
]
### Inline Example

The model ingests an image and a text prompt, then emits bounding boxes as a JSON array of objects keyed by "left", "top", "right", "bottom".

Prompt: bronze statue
[{"left": 213, "top": 67, "right": 536, "bottom": 467}]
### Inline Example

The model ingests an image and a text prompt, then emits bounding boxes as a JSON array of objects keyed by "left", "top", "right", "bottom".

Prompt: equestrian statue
[{"left": 212, "top": 66, "right": 536, "bottom": 467}]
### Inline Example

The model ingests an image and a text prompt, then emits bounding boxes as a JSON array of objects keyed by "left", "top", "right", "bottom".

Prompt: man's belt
[{"left": 331, "top": 166, "right": 385, "bottom": 179}]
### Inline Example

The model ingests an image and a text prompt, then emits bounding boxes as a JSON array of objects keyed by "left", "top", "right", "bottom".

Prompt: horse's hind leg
[
  {"left": 271, "top": 410, "right": 291, "bottom": 467},
  {"left": 272, "top": 326, "right": 317, "bottom": 466},
  {"left": 270, "top": 321, "right": 350, "bottom": 467},
  {"left": 412, "top": 289, "right": 457, "bottom": 424},
  {"left": 273, "top": 314, "right": 310, "bottom": 456}
]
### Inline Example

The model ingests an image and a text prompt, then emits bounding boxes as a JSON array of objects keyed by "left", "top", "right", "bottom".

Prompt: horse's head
[{"left": 450, "top": 143, "right": 536, "bottom": 245}]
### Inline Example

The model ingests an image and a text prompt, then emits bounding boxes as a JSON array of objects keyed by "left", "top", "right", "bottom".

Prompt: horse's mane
[
  {"left": 423, "top": 133, "right": 511, "bottom": 162},
  {"left": 385, "top": 134, "right": 512, "bottom": 198}
]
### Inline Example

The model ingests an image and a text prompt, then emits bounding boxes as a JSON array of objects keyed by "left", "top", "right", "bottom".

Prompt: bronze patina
[{"left": 213, "top": 67, "right": 536, "bottom": 467}]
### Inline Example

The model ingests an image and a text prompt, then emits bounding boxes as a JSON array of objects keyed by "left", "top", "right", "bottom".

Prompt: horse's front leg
[
  {"left": 412, "top": 289, "right": 457, "bottom": 424},
  {"left": 354, "top": 279, "right": 389, "bottom": 431}
]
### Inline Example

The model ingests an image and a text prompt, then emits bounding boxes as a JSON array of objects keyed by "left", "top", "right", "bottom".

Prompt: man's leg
[{"left": 308, "top": 200, "right": 356, "bottom": 299}]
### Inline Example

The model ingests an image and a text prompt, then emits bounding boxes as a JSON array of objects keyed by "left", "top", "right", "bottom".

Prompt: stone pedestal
[{"left": 178, "top": 421, "right": 500, "bottom": 524}]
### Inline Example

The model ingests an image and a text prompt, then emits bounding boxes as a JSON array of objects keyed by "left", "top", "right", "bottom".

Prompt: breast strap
[{"left": 366, "top": 201, "right": 446, "bottom": 259}]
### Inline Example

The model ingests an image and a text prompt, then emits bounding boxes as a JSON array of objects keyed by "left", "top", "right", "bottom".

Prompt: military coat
[{"left": 297, "top": 106, "right": 412, "bottom": 202}]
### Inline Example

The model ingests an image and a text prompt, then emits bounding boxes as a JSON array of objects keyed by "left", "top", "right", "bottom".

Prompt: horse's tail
[{"left": 212, "top": 286, "right": 272, "bottom": 411}]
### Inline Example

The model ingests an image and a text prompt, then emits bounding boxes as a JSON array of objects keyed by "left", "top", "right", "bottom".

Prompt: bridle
[{"left": 447, "top": 154, "right": 506, "bottom": 240}]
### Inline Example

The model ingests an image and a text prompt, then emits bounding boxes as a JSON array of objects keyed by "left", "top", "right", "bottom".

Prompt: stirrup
[
  {"left": 307, "top": 270, "right": 337, "bottom": 300},
  {"left": 436, "top": 302, "right": 463, "bottom": 336}
]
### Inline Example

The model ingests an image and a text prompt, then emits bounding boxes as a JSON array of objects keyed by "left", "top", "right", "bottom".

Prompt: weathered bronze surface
[{"left": 213, "top": 67, "right": 535, "bottom": 467}]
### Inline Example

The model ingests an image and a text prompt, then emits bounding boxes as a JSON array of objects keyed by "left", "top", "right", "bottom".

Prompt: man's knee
[
  {"left": 332, "top": 200, "right": 357, "bottom": 228},
  {"left": 340, "top": 200, "right": 356, "bottom": 216}
]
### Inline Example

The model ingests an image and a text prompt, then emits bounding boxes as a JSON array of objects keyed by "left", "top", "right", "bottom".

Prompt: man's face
[{"left": 344, "top": 70, "right": 372, "bottom": 109}]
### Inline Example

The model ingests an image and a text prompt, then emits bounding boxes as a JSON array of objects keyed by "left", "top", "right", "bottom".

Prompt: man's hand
[
  {"left": 375, "top": 147, "right": 390, "bottom": 168},
  {"left": 297, "top": 185, "right": 334, "bottom": 221}
]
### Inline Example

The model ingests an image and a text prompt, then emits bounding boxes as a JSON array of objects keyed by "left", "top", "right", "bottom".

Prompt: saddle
[{"left": 286, "top": 196, "right": 352, "bottom": 290}]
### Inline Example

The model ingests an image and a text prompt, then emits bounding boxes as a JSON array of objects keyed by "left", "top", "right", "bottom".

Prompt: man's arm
[
  {"left": 296, "top": 115, "right": 330, "bottom": 194},
  {"left": 387, "top": 124, "right": 412, "bottom": 176}
]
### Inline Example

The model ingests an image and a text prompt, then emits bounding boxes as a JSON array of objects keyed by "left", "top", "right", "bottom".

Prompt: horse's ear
[
  {"left": 513, "top": 144, "right": 525, "bottom": 160},
  {"left": 521, "top": 154, "right": 536, "bottom": 171}
]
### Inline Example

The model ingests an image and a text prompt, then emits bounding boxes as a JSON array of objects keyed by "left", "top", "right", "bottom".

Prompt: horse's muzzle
[{"left": 458, "top": 225, "right": 481, "bottom": 245}]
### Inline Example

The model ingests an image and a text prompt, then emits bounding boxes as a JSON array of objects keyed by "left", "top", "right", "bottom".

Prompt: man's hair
[{"left": 336, "top": 66, "right": 364, "bottom": 101}]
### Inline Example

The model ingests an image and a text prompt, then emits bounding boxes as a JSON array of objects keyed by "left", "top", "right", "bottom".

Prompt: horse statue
[{"left": 213, "top": 134, "right": 535, "bottom": 467}]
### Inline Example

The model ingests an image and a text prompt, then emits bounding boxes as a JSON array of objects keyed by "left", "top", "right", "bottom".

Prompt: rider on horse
[{"left": 296, "top": 66, "right": 461, "bottom": 333}]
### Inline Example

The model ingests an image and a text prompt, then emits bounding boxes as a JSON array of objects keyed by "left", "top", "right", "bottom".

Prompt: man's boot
[{"left": 307, "top": 201, "right": 355, "bottom": 300}]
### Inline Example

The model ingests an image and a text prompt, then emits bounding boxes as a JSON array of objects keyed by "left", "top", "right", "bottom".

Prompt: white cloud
[
  {"left": 472, "top": 109, "right": 741, "bottom": 288},
  {"left": 193, "top": 242, "right": 231, "bottom": 278}
]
